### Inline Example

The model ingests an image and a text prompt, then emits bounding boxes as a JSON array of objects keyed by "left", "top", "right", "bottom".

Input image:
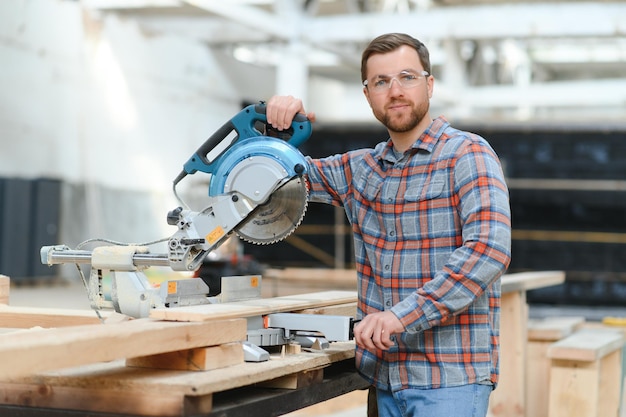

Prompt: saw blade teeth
[
  {"left": 238, "top": 196, "right": 308, "bottom": 245},
  {"left": 235, "top": 177, "right": 308, "bottom": 245}
]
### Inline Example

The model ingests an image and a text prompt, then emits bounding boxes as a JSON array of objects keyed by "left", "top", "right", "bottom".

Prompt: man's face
[{"left": 363, "top": 45, "right": 433, "bottom": 134}]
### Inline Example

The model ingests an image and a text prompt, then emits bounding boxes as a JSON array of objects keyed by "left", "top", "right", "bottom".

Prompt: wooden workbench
[
  {"left": 0, "top": 287, "right": 368, "bottom": 417},
  {"left": 0, "top": 270, "right": 565, "bottom": 417},
  {"left": 252, "top": 268, "right": 567, "bottom": 417},
  {"left": 490, "top": 270, "right": 566, "bottom": 417},
  {"left": 262, "top": 269, "right": 566, "bottom": 417}
]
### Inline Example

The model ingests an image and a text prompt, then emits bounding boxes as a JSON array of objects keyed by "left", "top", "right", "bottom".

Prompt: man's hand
[
  {"left": 266, "top": 95, "right": 316, "bottom": 131},
  {"left": 354, "top": 310, "right": 405, "bottom": 351}
]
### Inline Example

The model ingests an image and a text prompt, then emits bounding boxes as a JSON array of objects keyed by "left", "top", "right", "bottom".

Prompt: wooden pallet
[
  {"left": 0, "top": 278, "right": 360, "bottom": 417},
  {"left": 0, "top": 342, "right": 358, "bottom": 416}
]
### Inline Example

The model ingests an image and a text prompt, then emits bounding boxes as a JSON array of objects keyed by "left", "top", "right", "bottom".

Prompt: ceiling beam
[
  {"left": 181, "top": 0, "right": 295, "bottom": 40},
  {"left": 131, "top": 16, "right": 275, "bottom": 44},
  {"left": 83, "top": 2, "right": 626, "bottom": 45},
  {"left": 82, "top": 0, "right": 182, "bottom": 9},
  {"left": 435, "top": 78, "right": 626, "bottom": 108},
  {"left": 305, "top": 3, "right": 626, "bottom": 42}
]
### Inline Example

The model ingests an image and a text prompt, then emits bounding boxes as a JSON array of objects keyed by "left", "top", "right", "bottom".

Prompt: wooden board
[
  {"left": 264, "top": 268, "right": 357, "bottom": 285},
  {"left": 258, "top": 367, "right": 324, "bottom": 389},
  {"left": 150, "top": 290, "right": 357, "bottom": 322},
  {"left": 0, "top": 305, "right": 108, "bottom": 328},
  {"left": 501, "top": 270, "right": 565, "bottom": 293},
  {"left": 263, "top": 268, "right": 357, "bottom": 297},
  {"left": 126, "top": 342, "right": 244, "bottom": 371},
  {"left": 548, "top": 349, "right": 622, "bottom": 417},
  {"left": 489, "top": 291, "right": 527, "bottom": 417},
  {"left": 526, "top": 339, "right": 552, "bottom": 417},
  {"left": 0, "top": 317, "right": 246, "bottom": 379},
  {"left": 526, "top": 316, "right": 585, "bottom": 417},
  {"left": 0, "top": 382, "right": 204, "bottom": 417},
  {"left": 296, "top": 302, "right": 357, "bottom": 317},
  {"left": 0, "top": 275, "right": 9, "bottom": 305},
  {"left": 548, "top": 329, "right": 624, "bottom": 361},
  {"left": 527, "top": 316, "right": 585, "bottom": 341}
]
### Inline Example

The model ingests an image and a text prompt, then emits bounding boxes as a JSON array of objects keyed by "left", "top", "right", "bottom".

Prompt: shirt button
[
  {"left": 389, "top": 231, "right": 395, "bottom": 237},
  {"left": 386, "top": 300, "right": 392, "bottom": 307},
  {"left": 384, "top": 265, "right": 390, "bottom": 270}
]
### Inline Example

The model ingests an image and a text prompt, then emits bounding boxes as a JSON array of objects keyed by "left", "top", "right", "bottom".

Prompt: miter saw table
[{"left": 39, "top": 103, "right": 358, "bottom": 362}]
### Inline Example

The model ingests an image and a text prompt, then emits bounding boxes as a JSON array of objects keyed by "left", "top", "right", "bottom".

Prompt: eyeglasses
[{"left": 363, "top": 70, "right": 429, "bottom": 93}]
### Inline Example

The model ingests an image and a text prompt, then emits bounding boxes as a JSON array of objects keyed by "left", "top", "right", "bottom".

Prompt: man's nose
[{"left": 388, "top": 77, "right": 403, "bottom": 93}]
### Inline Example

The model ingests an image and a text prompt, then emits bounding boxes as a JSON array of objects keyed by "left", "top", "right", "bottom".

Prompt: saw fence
[{"left": 0, "top": 275, "right": 367, "bottom": 417}]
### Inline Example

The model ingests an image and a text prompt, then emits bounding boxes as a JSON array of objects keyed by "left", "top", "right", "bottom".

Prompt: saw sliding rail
[{"left": 41, "top": 246, "right": 170, "bottom": 268}]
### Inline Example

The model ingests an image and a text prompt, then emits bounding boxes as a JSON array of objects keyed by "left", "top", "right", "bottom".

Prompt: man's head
[
  {"left": 361, "top": 33, "right": 434, "bottom": 142},
  {"left": 361, "top": 33, "right": 431, "bottom": 84}
]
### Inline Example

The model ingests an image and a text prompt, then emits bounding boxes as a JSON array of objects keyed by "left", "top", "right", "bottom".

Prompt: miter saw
[{"left": 40, "top": 104, "right": 355, "bottom": 361}]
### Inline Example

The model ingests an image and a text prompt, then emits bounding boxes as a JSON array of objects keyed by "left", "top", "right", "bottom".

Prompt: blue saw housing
[
  {"left": 207, "top": 135, "right": 308, "bottom": 197},
  {"left": 175, "top": 103, "right": 311, "bottom": 197}
]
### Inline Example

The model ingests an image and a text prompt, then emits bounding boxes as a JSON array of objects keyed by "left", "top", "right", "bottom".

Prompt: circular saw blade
[{"left": 236, "top": 177, "right": 308, "bottom": 245}]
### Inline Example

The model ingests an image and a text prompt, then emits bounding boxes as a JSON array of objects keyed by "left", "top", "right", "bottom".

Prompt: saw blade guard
[
  {"left": 207, "top": 136, "right": 309, "bottom": 245},
  {"left": 207, "top": 136, "right": 308, "bottom": 200}
]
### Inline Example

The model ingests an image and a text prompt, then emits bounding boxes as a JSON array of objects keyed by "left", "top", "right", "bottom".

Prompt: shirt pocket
[
  {"left": 404, "top": 172, "right": 447, "bottom": 202},
  {"left": 361, "top": 171, "right": 384, "bottom": 201}
]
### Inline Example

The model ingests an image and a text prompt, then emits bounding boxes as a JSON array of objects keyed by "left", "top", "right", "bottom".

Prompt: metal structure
[{"left": 80, "top": 0, "right": 626, "bottom": 122}]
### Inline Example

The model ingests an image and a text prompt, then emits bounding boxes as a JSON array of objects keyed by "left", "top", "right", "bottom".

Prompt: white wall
[
  {"left": 0, "top": 0, "right": 387, "bottom": 281},
  {"left": 0, "top": 0, "right": 278, "bottom": 258}
]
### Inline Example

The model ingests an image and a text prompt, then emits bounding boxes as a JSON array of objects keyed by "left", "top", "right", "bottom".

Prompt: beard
[{"left": 374, "top": 99, "right": 429, "bottom": 133}]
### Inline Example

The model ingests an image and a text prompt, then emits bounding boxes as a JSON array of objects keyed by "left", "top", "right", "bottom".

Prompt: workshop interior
[{"left": 1, "top": 1, "right": 626, "bottom": 417}]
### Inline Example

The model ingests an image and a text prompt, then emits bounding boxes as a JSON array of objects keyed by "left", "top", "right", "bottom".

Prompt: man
[{"left": 266, "top": 33, "right": 511, "bottom": 417}]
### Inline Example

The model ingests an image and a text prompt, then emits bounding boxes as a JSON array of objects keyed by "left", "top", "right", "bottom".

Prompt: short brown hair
[{"left": 361, "top": 33, "right": 431, "bottom": 83}]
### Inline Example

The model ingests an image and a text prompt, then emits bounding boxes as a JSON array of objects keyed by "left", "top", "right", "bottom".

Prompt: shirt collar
[{"left": 377, "top": 116, "right": 449, "bottom": 163}]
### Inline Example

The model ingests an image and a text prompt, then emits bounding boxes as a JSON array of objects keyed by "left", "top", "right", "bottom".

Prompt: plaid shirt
[{"left": 306, "top": 116, "right": 511, "bottom": 391}]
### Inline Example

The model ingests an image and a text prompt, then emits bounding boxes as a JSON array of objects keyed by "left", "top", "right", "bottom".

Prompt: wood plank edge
[
  {"left": 126, "top": 342, "right": 244, "bottom": 371},
  {"left": 0, "top": 382, "right": 207, "bottom": 417}
]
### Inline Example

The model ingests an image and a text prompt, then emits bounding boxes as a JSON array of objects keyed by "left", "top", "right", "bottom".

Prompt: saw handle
[
  {"left": 175, "top": 103, "right": 311, "bottom": 184},
  {"left": 252, "top": 102, "right": 312, "bottom": 148}
]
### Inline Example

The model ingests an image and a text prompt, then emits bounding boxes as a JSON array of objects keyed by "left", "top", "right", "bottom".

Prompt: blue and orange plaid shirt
[{"left": 306, "top": 116, "right": 511, "bottom": 391}]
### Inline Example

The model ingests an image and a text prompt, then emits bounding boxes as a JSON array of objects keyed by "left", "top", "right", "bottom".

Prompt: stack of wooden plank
[{"left": 0, "top": 277, "right": 361, "bottom": 417}]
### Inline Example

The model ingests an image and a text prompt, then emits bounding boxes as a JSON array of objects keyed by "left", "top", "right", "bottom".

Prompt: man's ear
[
  {"left": 427, "top": 76, "right": 434, "bottom": 99},
  {"left": 363, "top": 86, "right": 372, "bottom": 106}
]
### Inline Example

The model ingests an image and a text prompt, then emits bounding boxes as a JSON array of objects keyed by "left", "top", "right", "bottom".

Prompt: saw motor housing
[{"left": 168, "top": 103, "right": 311, "bottom": 272}]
